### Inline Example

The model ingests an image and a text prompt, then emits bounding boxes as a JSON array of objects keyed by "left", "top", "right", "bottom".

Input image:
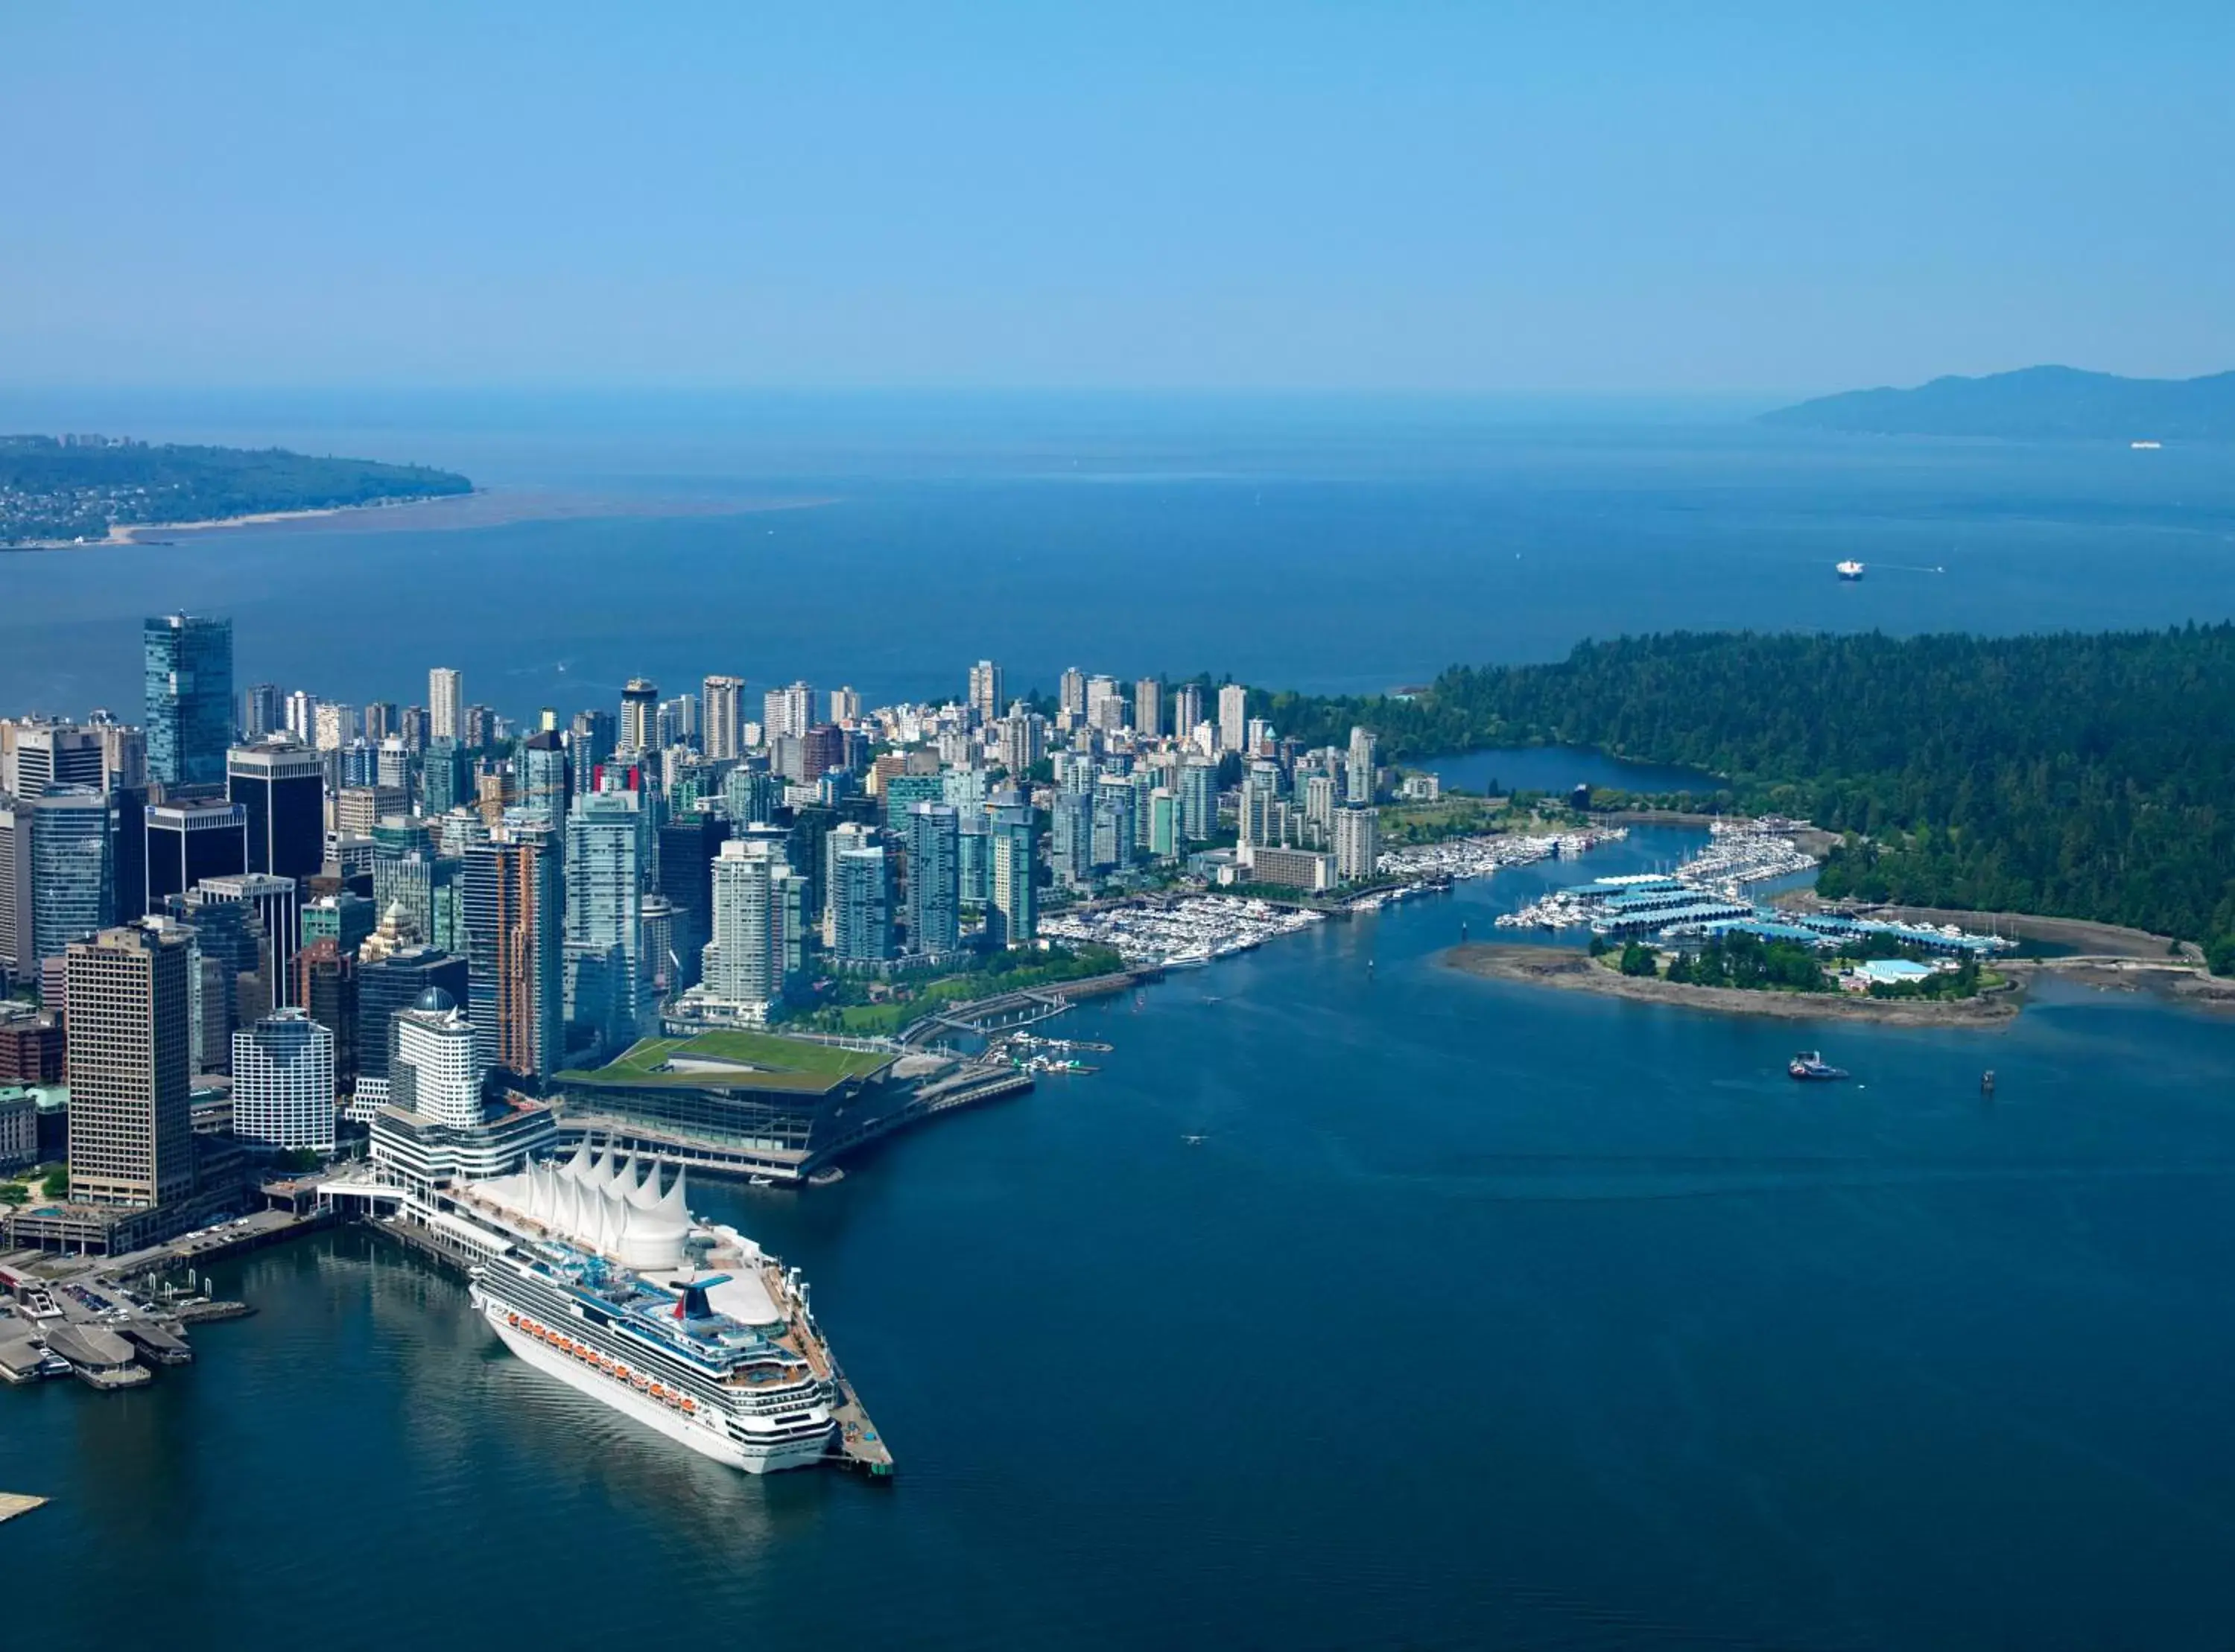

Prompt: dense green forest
[
  {"left": 0, "top": 434, "right": 471, "bottom": 543},
  {"left": 1258, "top": 626, "right": 2235, "bottom": 959}
]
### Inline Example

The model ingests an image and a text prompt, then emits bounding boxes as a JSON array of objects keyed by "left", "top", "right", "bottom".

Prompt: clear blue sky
[{"left": 5, "top": 3, "right": 2231, "bottom": 395}]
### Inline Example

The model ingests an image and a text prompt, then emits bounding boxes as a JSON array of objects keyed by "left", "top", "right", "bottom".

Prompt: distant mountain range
[{"left": 1760, "top": 366, "right": 2235, "bottom": 440}]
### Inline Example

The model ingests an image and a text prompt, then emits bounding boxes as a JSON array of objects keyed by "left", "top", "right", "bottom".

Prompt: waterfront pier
[{"left": 826, "top": 1377, "right": 895, "bottom": 1477}]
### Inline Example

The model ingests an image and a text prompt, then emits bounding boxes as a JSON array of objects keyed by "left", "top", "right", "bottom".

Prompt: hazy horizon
[{"left": 7, "top": 4, "right": 2231, "bottom": 395}]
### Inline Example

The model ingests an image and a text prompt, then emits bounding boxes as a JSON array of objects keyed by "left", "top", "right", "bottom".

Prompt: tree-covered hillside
[
  {"left": 0, "top": 434, "right": 472, "bottom": 543},
  {"left": 1258, "top": 627, "right": 2235, "bottom": 958}
]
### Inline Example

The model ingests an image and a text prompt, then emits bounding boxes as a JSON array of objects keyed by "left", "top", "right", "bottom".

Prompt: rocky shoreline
[{"left": 1443, "top": 942, "right": 2022, "bottom": 1026}]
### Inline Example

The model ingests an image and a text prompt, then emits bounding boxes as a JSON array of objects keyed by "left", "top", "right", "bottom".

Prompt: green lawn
[{"left": 559, "top": 1029, "right": 891, "bottom": 1093}]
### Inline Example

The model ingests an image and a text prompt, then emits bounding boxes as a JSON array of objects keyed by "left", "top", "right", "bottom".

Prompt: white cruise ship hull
[{"left": 482, "top": 1304, "right": 833, "bottom": 1475}]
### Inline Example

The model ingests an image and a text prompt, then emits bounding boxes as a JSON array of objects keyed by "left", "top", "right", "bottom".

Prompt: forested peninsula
[
  {"left": 1255, "top": 626, "right": 2235, "bottom": 966},
  {"left": 0, "top": 434, "right": 472, "bottom": 545}
]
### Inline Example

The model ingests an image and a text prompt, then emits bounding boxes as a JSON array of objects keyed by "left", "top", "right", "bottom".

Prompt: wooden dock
[{"left": 0, "top": 1493, "right": 48, "bottom": 1525}]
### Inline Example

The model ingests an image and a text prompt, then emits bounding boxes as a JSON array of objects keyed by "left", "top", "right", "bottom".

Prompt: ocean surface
[
  {"left": 12, "top": 827, "right": 2235, "bottom": 1650},
  {"left": 9, "top": 403, "right": 2235, "bottom": 1647},
  {"left": 2, "top": 395, "right": 2234, "bottom": 718}
]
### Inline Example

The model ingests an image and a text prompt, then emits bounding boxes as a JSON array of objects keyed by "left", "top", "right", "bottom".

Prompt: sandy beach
[{"left": 6, "top": 486, "right": 837, "bottom": 550}]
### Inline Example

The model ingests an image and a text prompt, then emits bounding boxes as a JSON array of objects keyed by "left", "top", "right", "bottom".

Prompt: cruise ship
[{"left": 435, "top": 1141, "right": 843, "bottom": 1472}]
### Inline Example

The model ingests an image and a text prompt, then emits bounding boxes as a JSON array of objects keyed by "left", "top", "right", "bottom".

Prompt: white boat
[{"left": 1835, "top": 560, "right": 1865, "bottom": 580}]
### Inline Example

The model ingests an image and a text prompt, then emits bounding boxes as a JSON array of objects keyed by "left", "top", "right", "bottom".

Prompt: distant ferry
[
  {"left": 1835, "top": 560, "right": 1865, "bottom": 581},
  {"left": 1788, "top": 1051, "right": 1850, "bottom": 1081},
  {"left": 2131, "top": 439, "right": 2162, "bottom": 451}
]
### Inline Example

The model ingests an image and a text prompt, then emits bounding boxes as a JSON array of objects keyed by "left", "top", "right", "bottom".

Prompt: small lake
[{"left": 1424, "top": 744, "right": 1722, "bottom": 798}]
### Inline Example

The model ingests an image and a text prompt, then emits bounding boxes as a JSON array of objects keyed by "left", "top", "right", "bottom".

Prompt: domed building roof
[
  {"left": 413, "top": 985, "right": 457, "bottom": 1013},
  {"left": 357, "top": 898, "right": 421, "bottom": 966}
]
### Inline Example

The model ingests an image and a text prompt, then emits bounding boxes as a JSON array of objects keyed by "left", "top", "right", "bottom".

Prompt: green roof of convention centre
[{"left": 556, "top": 1029, "right": 893, "bottom": 1095}]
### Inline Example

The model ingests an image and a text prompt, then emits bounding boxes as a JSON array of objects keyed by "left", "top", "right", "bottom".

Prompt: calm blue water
[
  {"left": 3, "top": 399, "right": 2234, "bottom": 717},
  {"left": 10, "top": 830, "right": 2235, "bottom": 1649},
  {"left": 1427, "top": 746, "right": 1721, "bottom": 795}
]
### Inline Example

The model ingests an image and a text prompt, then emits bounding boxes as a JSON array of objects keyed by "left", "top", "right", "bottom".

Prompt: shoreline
[
  {"left": 2, "top": 486, "right": 837, "bottom": 551},
  {"left": 5, "top": 492, "right": 466, "bottom": 550},
  {"left": 1442, "top": 942, "right": 2022, "bottom": 1026}
]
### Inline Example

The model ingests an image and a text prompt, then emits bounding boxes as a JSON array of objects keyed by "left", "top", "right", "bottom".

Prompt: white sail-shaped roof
[
  {"left": 466, "top": 1144, "right": 692, "bottom": 1271},
  {"left": 656, "top": 1163, "right": 689, "bottom": 1223},
  {"left": 627, "top": 1162, "right": 667, "bottom": 1213},
  {"left": 523, "top": 1160, "right": 548, "bottom": 1223}
]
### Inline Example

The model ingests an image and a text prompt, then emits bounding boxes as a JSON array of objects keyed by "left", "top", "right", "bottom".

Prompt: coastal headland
[
  {"left": 1443, "top": 941, "right": 2023, "bottom": 1026},
  {"left": 10, "top": 486, "right": 837, "bottom": 550}
]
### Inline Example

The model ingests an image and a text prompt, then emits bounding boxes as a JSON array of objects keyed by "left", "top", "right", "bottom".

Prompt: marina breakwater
[{"left": 1445, "top": 942, "right": 2023, "bottom": 1026}]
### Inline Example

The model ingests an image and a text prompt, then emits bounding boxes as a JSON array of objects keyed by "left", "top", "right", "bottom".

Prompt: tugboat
[{"left": 1788, "top": 1050, "right": 1849, "bottom": 1081}]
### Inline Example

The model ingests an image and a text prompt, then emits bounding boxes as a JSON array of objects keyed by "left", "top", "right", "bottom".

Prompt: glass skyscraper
[
  {"left": 422, "top": 737, "right": 469, "bottom": 816},
  {"left": 832, "top": 845, "right": 893, "bottom": 964},
  {"left": 228, "top": 742, "right": 326, "bottom": 882},
  {"left": 703, "top": 838, "right": 793, "bottom": 1014},
  {"left": 30, "top": 787, "right": 114, "bottom": 962},
  {"left": 145, "top": 614, "right": 234, "bottom": 790},
  {"left": 463, "top": 832, "right": 563, "bottom": 1088},
  {"left": 904, "top": 801, "right": 960, "bottom": 956},
  {"left": 656, "top": 812, "right": 729, "bottom": 991},
  {"left": 1180, "top": 758, "right": 1217, "bottom": 843},
  {"left": 562, "top": 787, "right": 647, "bottom": 1055},
  {"left": 516, "top": 731, "right": 570, "bottom": 828},
  {"left": 1050, "top": 790, "right": 1094, "bottom": 889},
  {"left": 988, "top": 811, "right": 1038, "bottom": 946}
]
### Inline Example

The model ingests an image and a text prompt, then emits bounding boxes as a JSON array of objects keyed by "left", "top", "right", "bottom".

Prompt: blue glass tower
[
  {"left": 833, "top": 845, "right": 893, "bottom": 964},
  {"left": 904, "top": 801, "right": 960, "bottom": 956},
  {"left": 145, "top": 614, "right": 234, "bottom": 790}
]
